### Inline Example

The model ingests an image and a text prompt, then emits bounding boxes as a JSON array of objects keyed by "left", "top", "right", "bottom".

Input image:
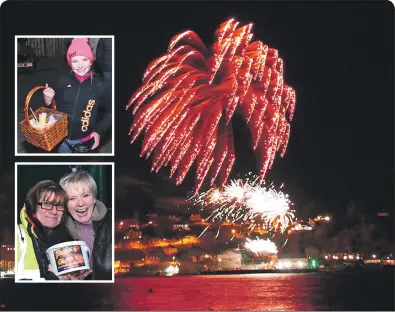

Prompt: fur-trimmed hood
[{"left": 64, "top": 200, "right": 108, "bottom": 239}]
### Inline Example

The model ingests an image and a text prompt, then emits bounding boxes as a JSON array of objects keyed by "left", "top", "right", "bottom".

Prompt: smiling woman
[
  {"left": 62, "top": 173, "right": 97, "bottom": 224},
  {"left": 16, "top": 180, "right": 73, "bottom": 281},
  {"left": 59, "top": 170, "right": 113, "bottom": 281},
  {"left": 35, "top": 192, "right": 65, "bottom": 228},
  {"left": 15, "top": 163, "right": 114, "bottom": 283}
]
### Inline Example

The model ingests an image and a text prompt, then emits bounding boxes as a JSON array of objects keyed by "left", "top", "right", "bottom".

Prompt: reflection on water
[
  {"left": 1, "top": 270, "right": 393, "bottom": 311},
  {"left": 114, "top": 271, "right": 394, "bottom": 311}
]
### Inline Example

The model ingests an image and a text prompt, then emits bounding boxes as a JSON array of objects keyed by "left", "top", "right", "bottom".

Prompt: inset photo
[
  {"left": 15, "top": 162, "right": 114, "bottom": 283},
  {"left": 15, "top": 36, "right": 114, "bottom": 155}
]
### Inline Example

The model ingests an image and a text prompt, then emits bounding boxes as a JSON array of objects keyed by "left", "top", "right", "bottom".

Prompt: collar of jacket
[
  {"left": 19, "top": 205, "right": 51, "bottom": 241},
  {"left": 67, "top": 70, "right": 100, "bottom": 83},
  {"left": 64, "top": 200, "right": 108, "bottom": 239}
]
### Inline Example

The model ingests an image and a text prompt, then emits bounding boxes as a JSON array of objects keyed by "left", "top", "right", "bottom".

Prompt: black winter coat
[
  {"left": 90, "top": 212, "right": 113, "bottom": 280},
  {"left": 54, "top": 72, "right": 111, "bottom": 139},
  {"left": 64, "top": 202, "right": 113, "bottom": 280},
  {"left": 96, "top": 38, "right": 112, "bottom": 72}
]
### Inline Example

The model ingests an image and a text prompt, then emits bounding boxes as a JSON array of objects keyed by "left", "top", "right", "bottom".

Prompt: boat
[{"left": 0, "top": 271, "right": 15, "bottom": 279}]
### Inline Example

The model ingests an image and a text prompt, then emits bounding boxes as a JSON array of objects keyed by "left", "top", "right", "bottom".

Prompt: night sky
[{"left": 1, "top": 1, "right": 393, "bottom": 222}]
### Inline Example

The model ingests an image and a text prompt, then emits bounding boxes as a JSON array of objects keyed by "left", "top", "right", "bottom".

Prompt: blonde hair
[{"left": 59, "top": 171, "right": 97, "bottom": 198}]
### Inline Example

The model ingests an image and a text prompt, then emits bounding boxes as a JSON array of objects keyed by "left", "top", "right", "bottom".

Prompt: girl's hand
[
  {"left": 43, "top": 83, "right": 55, "bottom": 105},
  {"left": 91, "top": 131, "right": 100, "bottom": 150}
]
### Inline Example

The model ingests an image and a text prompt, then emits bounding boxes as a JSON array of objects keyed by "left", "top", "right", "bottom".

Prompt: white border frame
[
  {"left": 14, "top": 162, "right": 115, "bottom": 283},
  {"left": 15, "top": 35, "right": 115, "bottom": 156}
]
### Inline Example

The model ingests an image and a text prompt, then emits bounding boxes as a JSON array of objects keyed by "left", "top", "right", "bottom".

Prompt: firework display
[
  {"left": 245, "top": 237, "right": 278, "bottom": 254},
  {"left": 126, "top": 18, "right": 296, "bottom": 193},
  {"left": 188, "top": 173, "right": 295, "bottom": 234}
]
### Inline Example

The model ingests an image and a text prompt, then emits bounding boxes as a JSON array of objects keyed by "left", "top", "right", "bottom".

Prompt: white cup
[{"left": 46, "top": 241, "right": 91, "bottom": 276}]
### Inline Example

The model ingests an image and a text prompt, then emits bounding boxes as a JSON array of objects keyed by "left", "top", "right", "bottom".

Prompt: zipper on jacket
[
  {"left": 68, "top": 85, "right": 81, "bottom": 139},
  {"left": 31, "top": 233, "right": 46, "bottom": 278},
  {"left": 17, "top": 225, "right": 27, "bottom": 278},
  {"left": 91, "top": 222, "right": 98, "bottom": 279}
]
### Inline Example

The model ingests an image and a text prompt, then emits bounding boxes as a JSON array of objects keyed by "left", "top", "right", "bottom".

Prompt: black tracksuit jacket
[{"left": 54, "top": 72, "right": 111, "bottom": 140}]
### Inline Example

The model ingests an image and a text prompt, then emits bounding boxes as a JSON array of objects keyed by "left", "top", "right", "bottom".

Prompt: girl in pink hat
[{"left": 43, "top": 38, "right": 111, "bottom": 153}]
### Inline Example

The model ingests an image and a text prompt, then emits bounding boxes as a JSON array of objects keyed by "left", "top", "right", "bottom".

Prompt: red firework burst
[{"left": 126, "top": 18, "right": 296, "bottom": 194}]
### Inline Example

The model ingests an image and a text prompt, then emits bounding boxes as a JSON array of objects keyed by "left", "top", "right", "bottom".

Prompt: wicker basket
[{"left": 19, "top": 85, "right": 68, "bottom": 152}]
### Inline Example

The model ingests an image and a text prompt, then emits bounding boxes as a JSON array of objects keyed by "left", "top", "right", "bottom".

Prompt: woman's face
[
  {"left": 65, "top": 182, "right": 96, "bottom": 224},
  {"left": 70, "top": 56, "right": 92, "bottom": 76},
  {"left": 35, "top": 192, "right": 64, "bottom": 228}
]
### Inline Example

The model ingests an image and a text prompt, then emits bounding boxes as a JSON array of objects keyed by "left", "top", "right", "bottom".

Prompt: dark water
[
  {"left": 1, "top": 270, "right": 394, "bottom": 311},
  {"left": 114, "top": 270, "right": 395, "bottom": 311}
]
